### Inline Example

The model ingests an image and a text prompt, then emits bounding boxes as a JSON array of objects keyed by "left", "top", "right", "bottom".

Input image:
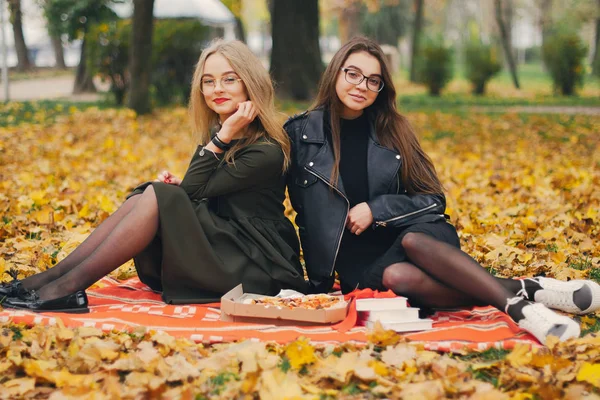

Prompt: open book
[{"left": 356, "top": 297, "right": 433, "bottom": 333}]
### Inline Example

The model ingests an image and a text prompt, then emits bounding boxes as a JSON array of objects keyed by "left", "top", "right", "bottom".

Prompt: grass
[
  {"left": 398, "top": 93, "right": 600, "bottom": 111},
  {"left": 581, "top": 317, "right": 600, "bottom": 336},
  {"left": 3, "top": 66, "right": 75, "bottom": 82},
  {"left": 0, "top": 99, "right": 118, "bottom": 127},
  {"left": 567, "top": 255, "right": 593, "bottom": 271},
  {"left": 395, "top": 63, "right": 600, "bottom": 111},
  {"left": 456, "top": 347, "right": 511, "bottom": 362}
]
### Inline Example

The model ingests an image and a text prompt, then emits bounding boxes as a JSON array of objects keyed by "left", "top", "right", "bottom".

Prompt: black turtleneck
[
  {"left": 332, "top": 113, "right": 397, "bottom": 293},
  {"left": 339, "top": 113, "right": 369, "bottom": 207}
]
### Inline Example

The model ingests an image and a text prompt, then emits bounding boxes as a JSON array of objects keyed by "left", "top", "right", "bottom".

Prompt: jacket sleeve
[
  {"left": 179, "top": 144, "right": 283, "bottom": 200},
  {"left": 284, "top": 118, "right": 305, "bottom": 228},
  {"left": 367, "top": 191, "right": 446, "bottom": 228}
]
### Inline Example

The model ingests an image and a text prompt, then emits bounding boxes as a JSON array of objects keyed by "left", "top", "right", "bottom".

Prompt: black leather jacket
[{"left": 285, "top": 108, "right": 446, "bottom": 293}]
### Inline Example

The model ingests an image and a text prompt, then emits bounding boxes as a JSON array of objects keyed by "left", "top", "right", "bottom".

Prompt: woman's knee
[
  {"left": 137, "top": 185, "right": 159, "bottom": 213},
  {"left": 143, "top": 184, "right": 156, "bottom": 196},
  {"left": 142, "top": 185, "right": 159, "bottom": 202},
  {"left": 382, "top": 263, "right": 425, "bottom": 293},
  {"left": 400, "top": 232, "right": 423, "bottom": 252}
]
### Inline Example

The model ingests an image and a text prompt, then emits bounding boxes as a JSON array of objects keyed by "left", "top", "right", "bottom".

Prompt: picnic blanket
[{"left": 0, "top": 277, "right": 541, "bottom": 352}]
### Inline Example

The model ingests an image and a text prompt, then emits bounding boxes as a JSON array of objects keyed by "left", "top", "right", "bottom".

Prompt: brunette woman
[{"left": 285, "top": 37, "right": 599, "bottom": 344}]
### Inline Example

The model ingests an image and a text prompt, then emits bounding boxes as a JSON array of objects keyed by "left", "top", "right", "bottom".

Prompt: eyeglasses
[
  {"left": 200, "top": 75, "right": 243, "bottom": 94},
  {"left": 340, "top": 67, "right": 384, "bottom": 93}
]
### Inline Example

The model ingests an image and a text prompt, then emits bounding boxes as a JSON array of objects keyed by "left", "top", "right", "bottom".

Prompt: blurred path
[
  {"left": 470, "top": 105, "right": 600, "bottom": 115},
  {"left": 0, "top": 75, "right": 109, "bottom": 102}
]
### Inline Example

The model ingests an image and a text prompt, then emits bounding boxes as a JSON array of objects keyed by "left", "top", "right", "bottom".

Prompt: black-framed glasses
[
  {"left": 340, "top": 67, "right": 384, "bottom": 93},
  {"left": 200, "top": 75, "right": 243, "bottom": 94}
]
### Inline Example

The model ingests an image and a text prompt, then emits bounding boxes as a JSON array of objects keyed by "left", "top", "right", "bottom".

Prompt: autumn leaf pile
[{"left": 0, "top": 106, "right": 599, "bottom": 398}]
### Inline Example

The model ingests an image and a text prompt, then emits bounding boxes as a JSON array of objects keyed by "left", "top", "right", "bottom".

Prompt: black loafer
[
  {"left": 0, "top": 280, "right": 26, "bottom": 298},
  {"left": 1, "top": 290, "right": 89, "bottom": 313}
]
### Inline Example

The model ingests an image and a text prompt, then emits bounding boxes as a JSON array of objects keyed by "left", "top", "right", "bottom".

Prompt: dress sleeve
[{"left": 180, "top": 144, "right": 283, "bottom": 200}]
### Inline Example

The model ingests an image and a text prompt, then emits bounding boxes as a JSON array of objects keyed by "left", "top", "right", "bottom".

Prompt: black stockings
[
  {"left": 25, "top": 186, "right": 159, "bottom": 301},
  {"left": 382, "top": 232, "right": 525, "bottom": 317}
]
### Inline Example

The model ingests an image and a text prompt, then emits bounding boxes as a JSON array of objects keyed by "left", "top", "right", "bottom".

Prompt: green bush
[
  {"left": 151, "top": 20, "right": 209, "bottom": 105},
  {"left": 87, "top": 21, "right": 131, "bottom": 105},
  {"left": 464, "top": 43, "right": 502, "bottom": 95},
  {"left": 87, "top": 19, "right": 209, "bottom": 105},
  {"left": 417, "top": 41, "right": 453, "bottom": 96},
  {"left": 542, "top": 31, "right": 587, "bottom": 95},
  {"left": 592, "top": 52, "right": 600, "bottom": 79},
  {"left": 524, "top": 46, "right": 542, "bottom": 64}
]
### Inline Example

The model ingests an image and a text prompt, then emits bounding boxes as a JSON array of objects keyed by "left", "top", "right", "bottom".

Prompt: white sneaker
[
  {"left": 505, "top": 297, "right": 580, "bottom": 345},
  {"left": 526, "top": 277, "right": 600, "bottom": 315}
]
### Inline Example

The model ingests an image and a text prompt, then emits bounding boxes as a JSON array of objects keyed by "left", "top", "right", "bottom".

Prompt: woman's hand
[
  {"left": 346, "top": 202, "right": 374, "bottom": 235},
  {"left": 218, "top": 101, "right": 258, "bottom": 141},
  {"left": 155, "top": 170, "right": 182, "bottom": 186}
]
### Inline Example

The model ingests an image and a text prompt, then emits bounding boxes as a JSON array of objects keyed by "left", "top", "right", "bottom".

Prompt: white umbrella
[{"left": 111, "top": 0, "right": 236, "bottom": 26}]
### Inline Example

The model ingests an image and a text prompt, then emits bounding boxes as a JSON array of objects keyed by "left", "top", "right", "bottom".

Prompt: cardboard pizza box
[{"left": 220, "top": 284, "right": 349, "bottom": 324}]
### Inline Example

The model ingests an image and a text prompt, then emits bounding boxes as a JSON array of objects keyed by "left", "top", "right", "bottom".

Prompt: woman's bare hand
[
  {"left": 218, "top": 101, "right": 258, "bottom": 141},
  {"left": 346, "top": 202, "right": 374, "bottom": 236},
  {"left": 155, "top": 170, "right": 182, "bottom": 186}
]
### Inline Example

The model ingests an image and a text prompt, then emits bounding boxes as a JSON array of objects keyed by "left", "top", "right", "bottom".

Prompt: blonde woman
[{"left": 1, "top": 40, "right": 308, "bottom": 312}]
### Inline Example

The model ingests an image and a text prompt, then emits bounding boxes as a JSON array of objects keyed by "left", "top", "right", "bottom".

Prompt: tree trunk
[
  {"left": 73, "top": 36, "right": 97, "bottom": 93},
  {"left": 8, "top": 0, "right": 31, "bottom": 71},
  {"left": 494, "top": 0, "right": 519, "bottom": 89},
  {"left": 128, "top": 0, "right": 155, "bottom": 115},
  {"left": 539, "top": 0, "right": 552, "bottom": 48},
  {"left": 592, "top": 0, "right": 600, "bottom": 75},
  {"left": 235, "top": 16, "right": 246, "bottom": 42},
  {"left": 51, "top": 33, "right": 66, "bottom": 69},
  {"left": 409, "top": 0, "right": 424, "bottom": 82},
  {"left": 338, "top": 4, "right": 361, "bottom": 44},
  {"left": 270, "top": 0, "right": 322, "bottom": 100},
  {"left": 505, "top": 0, "right": 514, "bottom": 59}
]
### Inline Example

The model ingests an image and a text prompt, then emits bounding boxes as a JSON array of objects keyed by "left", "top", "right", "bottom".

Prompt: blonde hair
[{"left": 189, "top": 39, "right": 290, "bottom": 170}]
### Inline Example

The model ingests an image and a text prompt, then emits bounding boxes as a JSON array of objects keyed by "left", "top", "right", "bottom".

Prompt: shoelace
[
  {"left": 504, "top": 296, "right": 524, "bottom": 314},
  {"left": 516, "top": 279, "right": 529, "bottom": 299}
]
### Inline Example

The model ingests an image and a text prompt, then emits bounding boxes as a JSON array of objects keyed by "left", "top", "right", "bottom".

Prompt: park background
[{"left": 0, "top": 0, "right": 599, "bottom": 398}]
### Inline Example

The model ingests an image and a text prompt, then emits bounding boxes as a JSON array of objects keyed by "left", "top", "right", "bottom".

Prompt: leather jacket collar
[{"left": 298, "top": 108, "right": 402, "bottom": 199}]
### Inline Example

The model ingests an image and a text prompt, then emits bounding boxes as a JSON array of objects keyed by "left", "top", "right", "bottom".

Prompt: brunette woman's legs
[
  {"left": 34, "top": 186, "right": 159, "bottom": 301},
  {"left": 382, "top": 240, "right": 594, "bottom": 313},
  {"left": 382, "top": 232, "right": 580, "bottom": 342},
  {"left": 382, "top": 233, "right": 511, "bottom": 311},
  {"left": 382, "top": 262, "right": 486, "bottom": 308},
  {"left": 20, "top": 195, "right": 142, "bottom": 291}
]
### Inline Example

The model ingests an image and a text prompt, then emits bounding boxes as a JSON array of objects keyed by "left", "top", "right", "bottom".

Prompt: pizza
[{"left": 248, "top": 294, "right": 342, "bottom": 310}]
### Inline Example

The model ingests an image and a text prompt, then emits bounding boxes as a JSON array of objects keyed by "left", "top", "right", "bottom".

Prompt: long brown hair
[
  {"left": 311, "top": 37, "right": 443, "bottom": 195},
  {"left": 189, "top": 39, "right": 290, "bottom": 171}
]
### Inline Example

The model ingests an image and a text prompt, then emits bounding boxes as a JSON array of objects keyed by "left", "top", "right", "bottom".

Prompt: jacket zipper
[
  {"left": 375, "top": 202, "right": 438, "bottom": 227},
  {"left": 305, "top": 167, "right": 349, "bottom": 276}
]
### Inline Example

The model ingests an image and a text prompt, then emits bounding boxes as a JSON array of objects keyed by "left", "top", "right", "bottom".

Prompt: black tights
[
  {"left": 20, "top": 186, "right": 159, "bottom": 301},
  {"left": 382, "top": 233, "right": 528, "bottom": 318}
]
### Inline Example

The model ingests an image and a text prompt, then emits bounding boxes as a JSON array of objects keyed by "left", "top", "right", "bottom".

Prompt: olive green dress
[{"left": 127, "top": 139, "right": 308, "bottom": 304}]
